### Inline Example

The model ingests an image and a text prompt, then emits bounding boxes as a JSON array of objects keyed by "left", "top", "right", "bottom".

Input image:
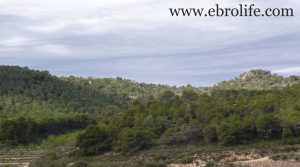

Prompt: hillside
[
  {"left": 2, "top": 66, "right": 300, "bottom": 166},
  {"left": 0, "top": 66, "right": 114, "bottom": 113},
  {"left": 61, "top": 77, "right": 202, "bottom": 104},
  {"left": 0, "top": 65, "right": 189, "bottom": 115},
  {"left": 0, "top": 66, "right": 116, "bottom": 145},
  {"left": 32, "top": 78, "right": 300, "bottom": 167},
  {"left": 0, "top": 65, "right": 197, "bottom": 145},
  {"left": 215, "top": 69, "right": 300, "bottom": 90}
]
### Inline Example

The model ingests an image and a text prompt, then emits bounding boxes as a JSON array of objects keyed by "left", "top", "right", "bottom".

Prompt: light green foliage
[{"left": 41, "top": 131, "right": 79, "bottom": 149}]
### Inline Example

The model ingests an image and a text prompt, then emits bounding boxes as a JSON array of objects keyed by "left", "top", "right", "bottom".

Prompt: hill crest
[{"left": 215, "top": 69, "right": 300, "bottom": 90}]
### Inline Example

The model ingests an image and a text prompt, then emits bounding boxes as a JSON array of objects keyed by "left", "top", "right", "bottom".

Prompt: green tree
[
  {"left": 112, "top": 127, "right": 154, "bottom": 154},
  {"left": 76, "top": 125, "right": 111, "bottom": 155},
  {"left": 181, "top": 89, "right": 198, "bottom": 101},
  {"left": 159, "top": 90, "right": 176, "bottom": 102},
  {"left": 203, "top": 125, "right": 218, "bottom": 144}
]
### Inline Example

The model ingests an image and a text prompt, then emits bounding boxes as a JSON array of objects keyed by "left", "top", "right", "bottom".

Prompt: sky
[{"left": 0, "top": 0, "right": 299, "bottom": 86}]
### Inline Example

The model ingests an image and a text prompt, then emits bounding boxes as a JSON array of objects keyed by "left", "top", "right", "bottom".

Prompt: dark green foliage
[
  {"left": 0, "top": 114, "right": 90, "bottom": 145},
  {"left": 2, "top": 65, "right": 300, "bottom": 157},
  {"left": 282, "top": 128, "right": 293, "bottom": 143},
  {"left": 217, "top": 116, "right": 256, "bottom": 146},
  {"left": 203, "top": 125, "right": 218, "bottom": 144},
  {"left": 77, "top": 84, "right": 300, "bottom": 154},
  {"left": 181, "top": 89, "right": 199, "bottom": 101},
  {"left": 256, "top": 114, "right": 282, "bottom": 139},
  {"left": 0, "top": 66, "right": 206, "bottom": 146},
  {"left": 0, "top": 117, "right": 38, "bottom": 144},
  {"left": 159, "top": 125, "right": 202, "bottom": 145},
  {"left": 0, "top": 66, "right": 119, "bottom": 145},
  {"left": 0, "top": 66, "right": 192, "bottom": 146},
  {"left": 113, "top": 127, "right": 154, "bottom": 154},
  {"left": 159, "top": 90, "right": 176, "bottom": 102},
  {"left": 76, "top": 125, "right": 112, "bottom": 155}
]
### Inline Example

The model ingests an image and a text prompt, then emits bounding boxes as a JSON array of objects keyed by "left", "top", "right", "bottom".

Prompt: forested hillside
[
  {"left": 0, "top": 66, "right": 198, "bottom": 145},
  {"left": 0, "top": 66, "right": 114, "bottom": 145},
  {"left": 2, "top": 65, "right": 300, "bottom": 167},
  {"left": 61, "top": 76, "right": 203, "bottom": 105},
  {"left": 76, "top": 86, "right": 300, "bottom": 155}
]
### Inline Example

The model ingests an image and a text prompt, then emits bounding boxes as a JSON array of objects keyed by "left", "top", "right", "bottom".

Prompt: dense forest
[
  {"left": 0, "top": 66, "right": 198, "bottom": 146},
  {"left": 1, "top": 65, "right": 300, "bottom": 166},
  {"left": 76, "top": 87, "right": 300, "bottom": 155}
]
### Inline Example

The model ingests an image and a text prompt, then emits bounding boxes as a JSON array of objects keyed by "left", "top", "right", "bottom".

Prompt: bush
[
  {"left": 76, "top": 125, "right": 111, "bottom": 155},
  {"left": 113, "top": 127, "right": 154, "bottom": 154},
  {"left": 203, "top": 125, "right": 218, "bottom": 144},
  {"left": 181, "top": 89, "right": 198, "bottom": 101},
  {"left": 282, "top": 127, "right": 294, "bottom": 144},
  {"left": 222, "top": 135, "right": 237, "bottom": 146},
  {"left": 159, "top": 126, "right": 202, "bottom": 145},
  {"left": 256, "top": 114, "right": 282, "bottom": 139},
  {"left": 0, "top": 117, "right": 38, "bottom": 144}
]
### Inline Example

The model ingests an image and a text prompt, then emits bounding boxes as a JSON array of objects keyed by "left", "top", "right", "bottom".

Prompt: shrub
[
  {"left": 203, "top": 125, "right": 218, "bottom": 144},
  {"left": 76, "top": 124, "right": 111, "bottom": 155},
  {"left": 113, "top": 127, "right": 154, "bottom": 154},
  {"left": 282, "top": 127, "right": 293, "bottom": 144}
]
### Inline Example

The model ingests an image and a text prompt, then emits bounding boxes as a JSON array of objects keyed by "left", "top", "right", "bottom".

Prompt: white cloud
[
  {"left": 273, "top": 67, "right": 300, "bottom": 75},
  {"left": 35, "top": 44, "right": 70, "bottom": 56},
  {"left": 0, "top": 36, "right": 36, "bottom": 47},
  {"left": 27, "top": 20, "right": 71, "bottom": 33},
  {"left": 0, "top": 0, "right": 299, "bottom": 85}
]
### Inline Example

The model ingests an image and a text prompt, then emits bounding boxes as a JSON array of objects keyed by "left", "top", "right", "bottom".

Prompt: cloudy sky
[{"left": 0, "top": 0, "right": 299, "bottom": 86}]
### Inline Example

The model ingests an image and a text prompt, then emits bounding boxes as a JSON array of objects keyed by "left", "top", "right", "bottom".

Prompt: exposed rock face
[
  {"left": 215, "top": 69, "right": 300, "bottom": 90},
  {"left": 240, "top": 70, "right": 272, "bottom": 81}
]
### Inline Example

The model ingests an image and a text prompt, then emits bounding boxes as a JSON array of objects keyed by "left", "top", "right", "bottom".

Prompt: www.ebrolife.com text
[{"left": 170, "top": 4, "right": 294, "bottom": 17}]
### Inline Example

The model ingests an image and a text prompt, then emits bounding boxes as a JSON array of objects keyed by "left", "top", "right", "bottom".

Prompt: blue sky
[{"left": 0, "top": 0, "right": 299, "bottom": 86}]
